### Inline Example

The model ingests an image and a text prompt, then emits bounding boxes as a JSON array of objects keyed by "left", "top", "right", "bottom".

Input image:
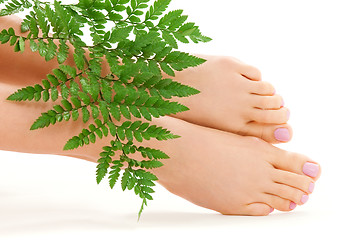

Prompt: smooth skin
[
  {"left": 0, "top": 16, "right": 292, "bottom": 143},
  {"left": 0, "top": 16, "right": 321, "bottom": 215},
  {"left": 168, "top": 55, "right": 292, "bottom": 143},
  {"left": 0, "top": 82, "right": 320, "bottom": 215}
]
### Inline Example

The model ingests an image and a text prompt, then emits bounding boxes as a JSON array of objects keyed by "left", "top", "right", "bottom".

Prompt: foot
[
  {"left": 1, "top": 17, "right": 291, "bottom": 143},
  {"left": 0, "top": 82, "right": 320, "bottom": 215},
  {"left": 82, "top": 116, "right": 319, "bottom": 215},
  {"left": 168, "top": 55, "right": 292, "bottom": 144}
]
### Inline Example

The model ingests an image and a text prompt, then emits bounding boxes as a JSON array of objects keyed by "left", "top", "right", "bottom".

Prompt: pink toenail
[
  {"left": 281, "top": 99, "right": 284, "bottom": 107},
  {"left": 289, "top": 202, "right": 296, "bottom": 210},
  {"left": 309, "top": 182, "right": 315, "bottom": 193},
  {"left": 274, "top": 128, "right": 290, "bottom": 142},
  {"left": 302, "top": 162, "right": 319, "bottom": 178},
  {"left": 301, "top": 195, "right": 309, "bottom": 204},
  {"left": 270, "top": 208, "right": 274, "bottom": 213}
]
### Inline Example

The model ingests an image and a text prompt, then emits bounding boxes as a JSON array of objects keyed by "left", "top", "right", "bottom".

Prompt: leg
[
  {"left": 0, "top": 16, "right": 291, "bottom": 144},
  {"left": 0, "top": 82, "right": 320, "bottom": 215}
]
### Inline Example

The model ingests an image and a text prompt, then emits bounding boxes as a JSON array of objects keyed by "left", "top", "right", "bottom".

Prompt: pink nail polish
[
  {"left": 303, "top": 162, "right": 319, "bottom": 178},
  {"left": 301, "top": 195, "right": 309, "bottom": 204},
  {"left": 289, "top": 202, "right": 296, "bottom": 210},
  {"left": 309, "top": 182, "right": 315, "bottom": 193},
  {"left": 274, "top": 128, "right": 290, "bottom": 142}
]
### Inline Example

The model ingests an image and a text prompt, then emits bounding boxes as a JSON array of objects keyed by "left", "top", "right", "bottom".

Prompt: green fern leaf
[
  {"left": 1, "top": 0, "right": 211, "bottom": 220},
  {"left": 145, "top": 0, "right": 171, "bottom": 21}
]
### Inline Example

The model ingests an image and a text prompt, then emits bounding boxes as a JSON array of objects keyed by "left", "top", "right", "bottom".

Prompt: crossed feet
[
  {"left": 0, "top": 16, "right": 321, "bottom": 215},
  {"left": 125, "top": 56, "right": 319, "bottom": 215}
]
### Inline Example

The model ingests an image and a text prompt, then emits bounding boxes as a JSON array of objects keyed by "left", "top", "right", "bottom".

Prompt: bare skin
[
  {"left": 168, "top": 55, "right": 292, "bottom": 143},
  {"left": 0, "top": 16, "right": 321, "bottom": 215},
  {"left": 0, "top": 82, "right": 320, "bottom": 215},
  {"left": 0, "top": 16, "right": 291, "bottom": 144}
]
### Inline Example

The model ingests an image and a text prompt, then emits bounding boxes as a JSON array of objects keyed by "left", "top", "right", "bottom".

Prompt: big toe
[
  {"left": 269, "top": 148, "right": 321, "bottom": 181},
  {"left": 239, "top": 122, "right": 292, "bottom": 144}
]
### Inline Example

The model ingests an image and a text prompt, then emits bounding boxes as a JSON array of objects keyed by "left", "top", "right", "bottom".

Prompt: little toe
[
  {"left": 250, "top": 107, "right": 290, "bottom": 124},
  {"left": 269, "top": 150, "right": 322, "bottom": 181},
  {"left": 268, "top": 183, "right": 309, "bottom": 206},
  {"left": 239, "top": 122, "right": 292, "bottom": 143},
  {"left": 244, "top": 203, "right": 273, "bottom": 216},
  {"left": 252, "top": 94, "right": 284, "bottom": 110},
  {"left": 263, "top": 194, "right": 296, "bottom": 212},
  {"left": 272, "top": 169, "right": 315, "bottom": 194}
]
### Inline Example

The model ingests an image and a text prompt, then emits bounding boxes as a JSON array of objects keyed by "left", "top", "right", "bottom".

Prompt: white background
[{"left": 1, "top": 0, "right": 357, "bottom": 239}]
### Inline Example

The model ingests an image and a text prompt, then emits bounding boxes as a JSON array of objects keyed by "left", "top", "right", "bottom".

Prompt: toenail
[
  {"left": 302, "top": 162, "right": 319, "bottom": 178},
  {"left": 301, "top": 195, "right": 309, "bottom": 204},
  {"left": 309, "top": 182, "right": 315, "bottom": 193},
  {"left": 274, "top": 128, "right": 290, "bottom": 142},
  {"left": 270, "top": 208, "right": 274, "bottom": 213},
  {"left": 289, "top": 202, "right": 296, "bottom": 210},
  {"left": 281, "top": 99, "right": 284, "bottom": 107}
]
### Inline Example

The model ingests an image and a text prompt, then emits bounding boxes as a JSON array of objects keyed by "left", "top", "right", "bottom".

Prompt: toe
[
  {"left": 271, "top": 169, "right": 315, "bottom": 194},
  {"left": 244, "top": 203, "right": 273, "bottom": 216},
  {"left": 240, "top": 64, "right": 262, "bottom": 81},
  {"left": 250, "top": 107, "right": 290, "bottom": 124},
  {"left": 248, "top": 81, "right": 276, "bottom": 96},
  {"left": 269, "top": 150, "right": 322, "bottom": 181},
  {"left": 263, "top": 194, "right": 296, "bottom": 212},
  {"left": 267, "top": 183, "right": 309, "bottom": 206},
  {"left": 251, "top": 94, "right": 284, "bottom": 110},
  {"left": 239, "top": 122, "right": 292, "bottom": 143}
]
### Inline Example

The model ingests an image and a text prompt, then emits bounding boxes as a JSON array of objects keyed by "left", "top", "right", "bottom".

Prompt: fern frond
[
  {"left": 145, "top": 0, "right": 171, "bottom": 21},
  {"left": 1, "top": 0, "right": 211, "bottom": 220},
  {"left": 0, "top": 0, "right": 32, "bottom": 16}
]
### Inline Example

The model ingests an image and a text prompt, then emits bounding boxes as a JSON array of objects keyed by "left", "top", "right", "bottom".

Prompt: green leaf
[
  {"left": 91, "top": 104, "right": 100, "bottom": 119},
  {"left": 51, "top": 87, "right": 59, "bottom": 101},
  {"left": 30, "top": 112, "right": 54, "bottom": 130},
  {"left": 107, "top": 121, "right": 117, "bottom": 136},
  {"left": 61, "top": 99, "right": 73, "bottom": 111},
  {"left": 145, "top": 0, "right": 171, "bottom": 21},
  {"left": 70, "top": 96, "right": 82, "bottom": 108},
  {"left": 162, "top": 31, "right": 177, "bottom": 48},
  {"left": 159, "top": 62, "right": 175, "bottom": 77},
  {"left": 109, "top": 26, "right": 133, "bottom": 43},
  {"left": 47, "top": 74, "right": 59, "bottom": 86},
  {"left": 69, "top": 81, "right": 80, "bottom": 97},
  {"left": 61, "top": 84, "right": 70, "bottom": 99},
  {"left": 64, "top": 136, "right": 81, "bottom": 150},
  {"left": 82, "top": 106, "right": 90, "bottom": 123},
  {"left": 53, "top": 104, "right": 65, "bottom": 113},
  {"left": 99, "top": 101, "right": 109, "bottom": 122},
  {"left": 121, "top": 169, "right": 131, "bottom": 191},
  {"left": 53, "top": 68, "right": 67, "bottom": 82},
  {"left": 18, "top": 37, "right": 25, "bottom": 53},
  {"left": 109, "top": 103, "right": 121, "bottom": 121},
  {"left": 74, "top": 50, "right": 85, "bottom": 70},
  {"left": 59, "top": 65, "right": 77, "bottom": 78},
  {"left": 57, "top": 40, "right": 70, "bottom": 64},
  {"left": 120, "top": 105, "right": 131, "bottom": 119},
  {"left": 164, "top": 51, "right": 206, "bottom": 71},
  {"left": 29, "top": 39, "right": 38, "bottom": 52},
  {"left": 78, "top": 91, "right": 91, "bottom": 105},
  {"left": 42, "top": 90, "right": 50, "bottom": 102}
]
